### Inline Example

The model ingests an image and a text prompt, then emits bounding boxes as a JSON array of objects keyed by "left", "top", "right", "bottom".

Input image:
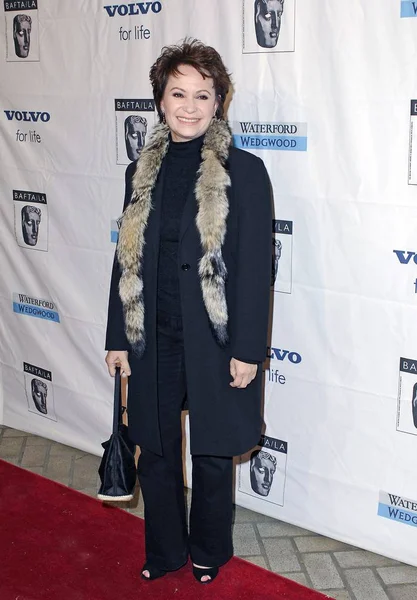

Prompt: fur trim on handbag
[{"left": 117, "top": 118, "right": 232, "bottom": 356}]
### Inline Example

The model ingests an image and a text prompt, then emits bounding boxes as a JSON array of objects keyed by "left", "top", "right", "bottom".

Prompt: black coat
[{"left": 106, "top": 146, "right": 272, "bottom": 457}]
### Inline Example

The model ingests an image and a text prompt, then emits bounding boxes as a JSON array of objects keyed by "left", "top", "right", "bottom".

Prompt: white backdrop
[{"left": 1, "top": 0, "right": 417, "bottom": 566}]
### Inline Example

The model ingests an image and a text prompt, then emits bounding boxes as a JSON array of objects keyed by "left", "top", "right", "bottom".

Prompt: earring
[{"left": 161, "top": 112, "right": 166, "bottom": 124}]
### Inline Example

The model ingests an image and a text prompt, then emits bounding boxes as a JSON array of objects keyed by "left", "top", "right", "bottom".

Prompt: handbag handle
[{"left": 113, "top": 367, "right": 123, "bottom": 434}]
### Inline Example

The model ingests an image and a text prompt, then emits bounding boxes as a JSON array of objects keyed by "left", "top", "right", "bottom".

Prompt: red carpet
[{"left": 0, "top": 459, "right": 329, "bottom": 600}]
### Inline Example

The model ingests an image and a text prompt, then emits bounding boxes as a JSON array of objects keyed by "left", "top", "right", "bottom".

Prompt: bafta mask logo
[
  {"left": 21, "top": 205, "right": 41, "bottom": 246},
  {"left": 254, "top": 0, "right": 284, "bottom": 49},
  {"left": 13, "top": 14, "right": 32, "bottom": 59},
  {"left": 124, "top": 115, "right": 147, "bottom": 161},
  {"left": 250, "top": 449, "right": 277, "bottom": 496},
  {"left": 31, "top": 378, "right": 48, "bottom": 414},
  {"left": 271, "top": 238, "right": 282, "bottom": 285},
  {"left": 412, "top": 383, "right": 417, "bottom": 428}
]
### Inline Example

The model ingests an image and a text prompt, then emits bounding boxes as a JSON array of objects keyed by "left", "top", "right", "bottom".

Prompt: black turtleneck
[{"left": 157, "top": 134, "right": 204, "bottom": 317}]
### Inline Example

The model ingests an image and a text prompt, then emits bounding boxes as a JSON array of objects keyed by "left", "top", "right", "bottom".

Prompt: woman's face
[{"left": 160, "top": 64, "right": 218, "bottom": 143}]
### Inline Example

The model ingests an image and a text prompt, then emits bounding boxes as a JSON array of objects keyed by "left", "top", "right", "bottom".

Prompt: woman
[{"left": 105, "top": 39, "right": 272, "bottom": 584}]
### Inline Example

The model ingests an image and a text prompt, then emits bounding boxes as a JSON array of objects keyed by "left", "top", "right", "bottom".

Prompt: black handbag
[{"left": 97, "top": 367, "right": 137, "bottom": 501}]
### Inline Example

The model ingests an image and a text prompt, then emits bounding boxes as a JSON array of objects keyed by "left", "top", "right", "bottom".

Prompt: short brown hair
[{"left": 149, "top": 38, "right": 232, "bottom": 121}]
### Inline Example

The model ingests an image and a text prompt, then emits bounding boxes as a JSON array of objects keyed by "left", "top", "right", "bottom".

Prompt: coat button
[{"left": 181, "top": 263, "right": 191, "bottom": 271}]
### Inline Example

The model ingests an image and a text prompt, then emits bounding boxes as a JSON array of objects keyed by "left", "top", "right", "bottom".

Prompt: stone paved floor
[{"left": 1, "top": 424, "right": 417, "bottom": 600}]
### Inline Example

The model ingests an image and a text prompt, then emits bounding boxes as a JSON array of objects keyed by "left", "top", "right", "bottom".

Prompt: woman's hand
[
  {"left": 229, "top": 358, "right": 258, "bottom": 389},
  {"left": 105, "top": 350, "right": 131, "bottom": 378}
]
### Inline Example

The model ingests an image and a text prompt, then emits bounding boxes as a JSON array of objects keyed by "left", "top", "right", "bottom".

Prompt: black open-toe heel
[
  {"left": 141, "top": 562, "right": 167, "bottom": 581},
  {"left": 192, "top": 565, "right": 219, "bottom": 584}
]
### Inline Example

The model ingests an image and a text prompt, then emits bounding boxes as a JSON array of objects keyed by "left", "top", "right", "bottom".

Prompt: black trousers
[{"left": 136, "top": 311, "right": 234, "bottom": 570}]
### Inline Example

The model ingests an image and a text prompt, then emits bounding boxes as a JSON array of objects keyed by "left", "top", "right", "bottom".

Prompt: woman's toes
[{"left": 142, "top": 570, "right": 150, "bottom": 579}]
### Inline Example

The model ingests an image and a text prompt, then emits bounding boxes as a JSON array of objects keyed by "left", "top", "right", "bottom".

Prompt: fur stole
[{"left": 117, "top": 118, "right": 232, "bottom": 357}]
